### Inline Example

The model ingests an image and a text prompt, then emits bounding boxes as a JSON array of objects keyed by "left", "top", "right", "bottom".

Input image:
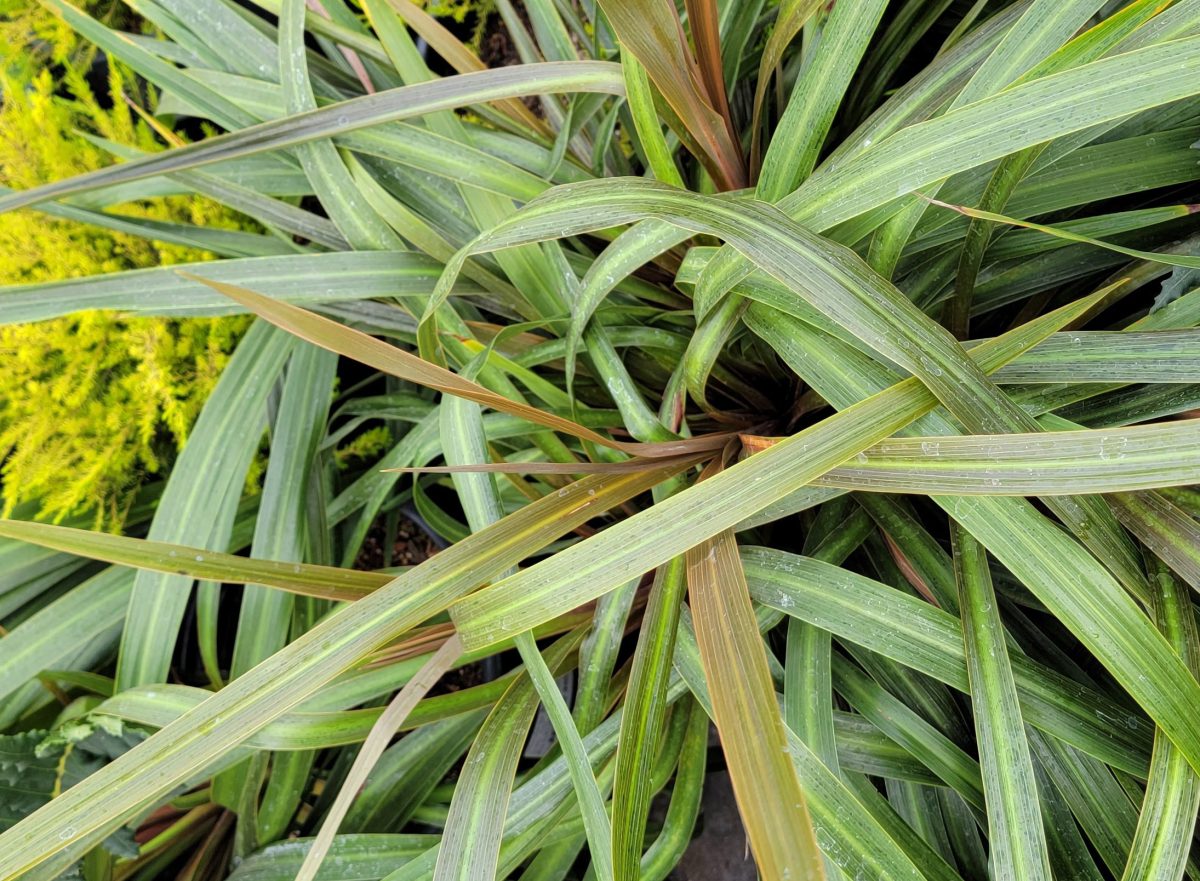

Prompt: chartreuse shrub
[
  {"left": 3, "top": 1, "right": 1200, "bottom": 880},
  {"left": 0, "top": 14, "right": 251, "bottom": 525}
]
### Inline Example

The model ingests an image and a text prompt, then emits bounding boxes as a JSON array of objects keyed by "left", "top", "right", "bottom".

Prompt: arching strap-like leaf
[
  {"left": 924, "top": 196, "right": 1200, "bottom": 269},
  {"left": 1119, "top": 559, "right": 1200, "bottom": 880},
  {"left": 0, "top": 464, "right": 688, "bottom": 877},
  {"left": 0, "top": 251, "right": 469, "bottom": 324},
  {"left": 739, "top": 547, "right": 1151, "bottom": 774},
  {"left": 597, "top": 0, "right": 745, "bottom": 189},
  {"left": 1110, "top": 492, "right": 1200, "bottom": 592},
  {"left": 744, "top": 419, "right": 1200, "bottom": 496},
  {"left": 686, "top": 525, "right": 825, "bottom": 881},
  {"left": 0, "top": 62, "right": 625, "bottom": 213},
  {"left": 371, "top": 0, "right": 549, "bottom": 133},
  {"left": 565, "top": 221, "right": 690, "bottom": 393},
  {"left": 951, "top": 525, "right": 1051, "bottom": 881},
  {"left": 433, "top": 633, "right": 584, "bottom": 881},
  {"left": 385, "top": 454, "right": 705, "bottom": 474},
  {"left": 447, "top": 245, "right": 1100, "bottom": 650},
  {"left": 698, "top": 31, "right": 1200, "bottom": 307},
  {"left": 294, "top": 636, "right": 463, "bottom": 881},
  {"left": 187, "top": 273, "right": 731, "bottom": 459},
  {"left": 0, "top": 519, "right": 386, "bottom": 602},
  {"left": 428, "top": 180, "right": 1072, "bottom": 435}
]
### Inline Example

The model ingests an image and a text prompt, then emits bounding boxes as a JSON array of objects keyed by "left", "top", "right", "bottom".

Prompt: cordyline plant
[{"left": 3, "top": 0, "right": 1200, "bottom": 879}]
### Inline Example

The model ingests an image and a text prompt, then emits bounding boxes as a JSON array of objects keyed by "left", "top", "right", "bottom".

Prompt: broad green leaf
[
  {"left": 150, "top": 0, "right": 282, "bottom": 81},
  {"left": 863, "top": 0, "right": 1111, "bottom": 280},
  {"left": 638, "top": 700, "right": 707, "bottom": 881},
  {"left": 832, "top": 657, "right": 985, "bottom": 812},
  {"left": 751, "top": 419, "right": 1200, "bottom": 496},
  {"left": 620, "top": 55, "right": 684, "bottom": 187},
  {"left": 513, "top": 632, "right": 615, "bottom": 881},
  {"left": 98, "top": 677, "right": 515, "bottom": 750},
  {"left": 226, "top": 835, "right": 437, "bottom": 881},
  {"left": 341, "top": 128, "right": 551, "bottom": 201},
  {"left": 943, "top": 494, "right": 1200, "bottom": 779},
  {"left": 992, "top": 330, "right": 1200, "bottom": 384}
]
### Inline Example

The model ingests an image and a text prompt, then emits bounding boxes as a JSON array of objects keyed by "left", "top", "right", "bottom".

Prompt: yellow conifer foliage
[{"left": 0, "top": 55, "right": 251, "bottom": 526}]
